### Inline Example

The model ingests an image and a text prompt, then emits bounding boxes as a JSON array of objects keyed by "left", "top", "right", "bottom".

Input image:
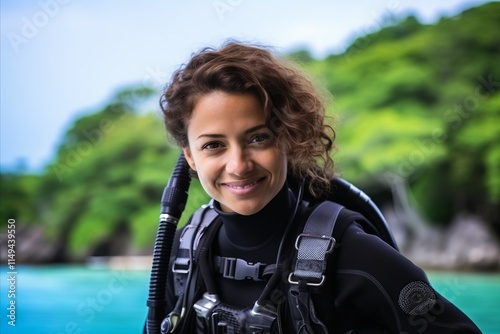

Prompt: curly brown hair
[{"left": 160, "top": 41, "right": 335, "bottom": 198}]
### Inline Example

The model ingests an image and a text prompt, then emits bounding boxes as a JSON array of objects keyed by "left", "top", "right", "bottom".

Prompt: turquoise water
[{"left": 0, "top": 265, "right": 498, "bottom": 333}]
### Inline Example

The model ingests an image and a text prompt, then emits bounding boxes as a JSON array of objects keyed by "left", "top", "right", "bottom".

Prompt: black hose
[{"left": 146, "top": 152, "right": 191, "bottom": 334}]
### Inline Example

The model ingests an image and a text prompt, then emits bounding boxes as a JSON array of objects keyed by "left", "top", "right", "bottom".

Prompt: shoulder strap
[
  {"left": 288, "top": 201, "right": 343, "bottom": 286},
  {"left": 288, "top": 200, "right": 385, "bottom": 289},
  {"left": 287, "top": 201, "right": 389, "bottom": 333},
  {"left": 172, "top": 204, "right": 219, "bottom": 297},
  {"left": 287, "top": 201, "right": 343, "bottom": 334},
  {"left": 164, "top": 204, "right": 220, "bottom": 333}
]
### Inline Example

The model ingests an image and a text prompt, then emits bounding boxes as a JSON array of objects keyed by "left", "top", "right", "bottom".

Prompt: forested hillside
[
  {"left": 1, "top": 2, "right": 498, "bottom": 262},
  {"left": 291, "top": 2, "right": 499, "bottom": 229}
]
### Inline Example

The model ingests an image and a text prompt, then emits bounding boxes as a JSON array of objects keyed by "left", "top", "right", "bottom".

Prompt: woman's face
[{"left": 183, "top": 91, "right": 287, "bottom": 215}]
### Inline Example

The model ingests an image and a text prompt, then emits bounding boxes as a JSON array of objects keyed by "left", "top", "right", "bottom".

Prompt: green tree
[
  {"left": 37, "top": 86, "right": 209, "bottom": 260},
  {"left": 299, "top": 2, "right": 500, "bottom": 230},
  {"left": 0, "top": 173, "right": 39, "bottom": 227}
]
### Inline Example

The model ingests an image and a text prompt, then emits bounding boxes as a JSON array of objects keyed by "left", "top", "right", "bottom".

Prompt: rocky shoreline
[{"left": 386, "top": 209, "right": 500, "bottom": 271}]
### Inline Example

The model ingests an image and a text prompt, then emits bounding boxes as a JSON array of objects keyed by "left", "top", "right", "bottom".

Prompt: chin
[{"left": 226, "top": 201, "right": 267, "bottom": 216}]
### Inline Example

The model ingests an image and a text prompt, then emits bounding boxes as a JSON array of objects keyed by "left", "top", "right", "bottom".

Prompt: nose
[{"left": 226, "top": 147, "right": 254, "bottom": 177}]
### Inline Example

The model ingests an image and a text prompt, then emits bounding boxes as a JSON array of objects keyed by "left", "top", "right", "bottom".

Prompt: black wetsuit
[{"left": 154, "top": 184, "right": 482, "bottom": 333}]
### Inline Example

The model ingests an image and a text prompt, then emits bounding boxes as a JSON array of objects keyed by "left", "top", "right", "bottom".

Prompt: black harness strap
[
  {"left": 172, "top": 204, "right": 218, "bottom": 297},
  {"left": 289, "top": 201, "right": 342, "bottom": 285},
  {"left": 287, "top": 202, "right": 378, "bottom": 333},
  {"left": 288, "top": 201, "right": 344, "bottom": 334},
  {"left": 164, "top": 205, "right": 221, "bottom": 334}
]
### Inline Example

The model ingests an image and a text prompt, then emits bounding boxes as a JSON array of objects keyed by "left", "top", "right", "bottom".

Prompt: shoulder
[
  {"left": 332, "top": 216, "right": 482, "bottom": 333},
  {"left": 334, "top": 217, "right": 429, "bottom": 293},
  {"left": 337, "top": 220, "right": 411, "bottom": 269}
]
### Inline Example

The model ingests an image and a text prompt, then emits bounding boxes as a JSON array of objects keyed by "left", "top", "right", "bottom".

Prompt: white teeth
[{"left": 227, "top": 181, "right": 258, "bottom": 189}]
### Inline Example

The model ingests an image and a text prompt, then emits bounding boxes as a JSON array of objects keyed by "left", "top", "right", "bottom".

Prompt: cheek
[
  {"left": 193, "top": 164, "right": 214, "bottom": 195},
  {"left": 194, "top": 158, "right": 219, "bottom": 185},
  {"left": 274, "top": 148, "right": 288, "bottom": 168},
  {"left": 266, "top": 150, "right": 288, "bottom": 177}
]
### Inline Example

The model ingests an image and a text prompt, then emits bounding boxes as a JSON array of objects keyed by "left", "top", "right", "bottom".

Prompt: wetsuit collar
[{"left": 213, "top": 183, "right": 293, "bottom": 248}]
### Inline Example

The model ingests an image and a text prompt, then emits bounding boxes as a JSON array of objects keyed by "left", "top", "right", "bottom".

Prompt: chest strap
[{"left": 213, "top": 256, "right": 276, "bottom": 281}]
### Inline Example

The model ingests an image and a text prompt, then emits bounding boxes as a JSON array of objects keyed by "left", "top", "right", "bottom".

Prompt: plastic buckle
[
  {"left": 294, "top": 233, "right": 336, "bottom": 254},
  {"left": 222, "top": 257, "right": 264, "bottom": 281},
  {"left": 172, "top": 258, "right": 190, "bottom": 274}
]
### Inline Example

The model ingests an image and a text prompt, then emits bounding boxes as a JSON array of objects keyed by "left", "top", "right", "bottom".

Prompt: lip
[{"left": 220, "top": 177, "right": 265, "bottom": 196}]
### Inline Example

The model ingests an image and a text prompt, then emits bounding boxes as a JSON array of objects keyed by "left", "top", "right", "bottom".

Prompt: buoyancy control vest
[{"left": 161, "top": 178, "right": 398, "bottom": 334}]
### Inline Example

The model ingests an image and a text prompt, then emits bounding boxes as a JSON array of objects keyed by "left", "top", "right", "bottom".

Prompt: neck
[{"left": 214, "top": 183, "right": 294, "bottom": 248}]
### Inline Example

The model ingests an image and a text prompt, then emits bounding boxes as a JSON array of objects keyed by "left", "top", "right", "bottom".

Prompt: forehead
[{"left": 188, "top": 91, "right": 267, "bottom": 135}]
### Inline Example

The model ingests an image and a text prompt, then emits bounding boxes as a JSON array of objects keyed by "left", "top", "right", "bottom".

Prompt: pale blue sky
[{"left": 0, "top": 0, "right": 491, "bottom": 172}]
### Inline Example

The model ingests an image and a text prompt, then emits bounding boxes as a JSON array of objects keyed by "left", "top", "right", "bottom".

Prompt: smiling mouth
[{"left": 222, "top": 177, "right": 264, "bottom": 189}]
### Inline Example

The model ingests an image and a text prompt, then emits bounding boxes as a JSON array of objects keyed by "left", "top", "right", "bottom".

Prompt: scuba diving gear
[
  {"left": 146, "top": 153, "right": 399, "bottom": 333},
  {"left": 146, "top": 156, "right": 482, "bottom": 334},
  {"left": 167, "top": 198, "right": 382, "bottom": 333},
  {"left": 288, "top": 201, "right": 342, "bottom": 286},
  {"left": 146, "top": 153, "right": 191, "bottom": 334},
  {"left": 194, "top": 293, "right": 277, "bottom": 334},
  {"left": 325, "top": 178, "right": 398, "bottom": 251}
]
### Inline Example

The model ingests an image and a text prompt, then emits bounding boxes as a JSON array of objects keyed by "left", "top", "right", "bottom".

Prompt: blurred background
[{"left": 1, "top": 0, "right": 499, "bottom": 333}]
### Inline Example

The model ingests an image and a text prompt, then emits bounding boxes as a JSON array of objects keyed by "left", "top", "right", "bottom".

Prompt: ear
[{"left": 183, "top": 147, "right": 196, "bottom": 171}]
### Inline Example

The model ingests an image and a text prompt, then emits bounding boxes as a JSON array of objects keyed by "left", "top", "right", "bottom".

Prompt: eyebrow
[{"left": 196, "top": 124, "right": 269, "bottom": 140}]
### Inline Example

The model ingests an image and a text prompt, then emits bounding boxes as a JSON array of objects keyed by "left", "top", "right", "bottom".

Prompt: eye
[
  {"left": 202, "top": 142, "right": 224, "bottom": 151},
  {"left": 249, "top": 133, "right": 272, "bottom": 144}
]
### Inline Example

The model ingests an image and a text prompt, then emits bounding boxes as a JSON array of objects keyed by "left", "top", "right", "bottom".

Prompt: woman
[{"left": 150, "top": 42, "right": 481, "bottom": 333}]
